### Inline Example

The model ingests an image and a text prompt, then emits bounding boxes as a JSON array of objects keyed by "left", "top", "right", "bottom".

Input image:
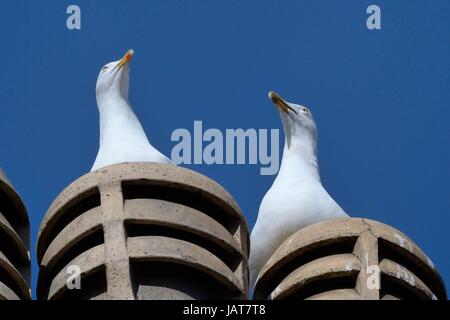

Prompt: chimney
[
  {"left": 37, "top": 163, "right": 249, "bottom": 300},
  {"left": 0, "top": 168, "right": 31, "bottom": 300},
  {"left": 253, "top": 218, "right": 446, "bottom": 300}
]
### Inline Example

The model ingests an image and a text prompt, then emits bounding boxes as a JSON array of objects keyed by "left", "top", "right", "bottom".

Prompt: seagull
[
  {"left": 91, "top": 49, "right": 173, "bottom": 171},
  {"left": 249, "top": 91, "right": 348, "bottom": 289}
]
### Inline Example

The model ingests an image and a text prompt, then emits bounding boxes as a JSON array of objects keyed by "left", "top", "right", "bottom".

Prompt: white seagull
[
  {"left": 249, "top": 91, "right": 348, "bottom": 289},
  {"left": 91, "top": 49, "right": 173, "bottom": 171}
]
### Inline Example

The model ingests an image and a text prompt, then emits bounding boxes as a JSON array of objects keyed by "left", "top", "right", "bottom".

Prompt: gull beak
[
  {"left": 268, "top": 91, "right": 297, "bottom": 115},
  {"left": 114, "top": 49, "right": 134, "bottom": 70}
]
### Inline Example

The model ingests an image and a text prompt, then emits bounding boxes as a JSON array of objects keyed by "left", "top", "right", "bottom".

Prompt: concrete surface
[
  {"left": 37, "top": 162, "right": 249, "bottom": 300},
  {"left": 0, "top": 168, "right": 31, "bottom": 300},
  {"left": 253, "top": 218, "right": 446, "bottom": 300}
]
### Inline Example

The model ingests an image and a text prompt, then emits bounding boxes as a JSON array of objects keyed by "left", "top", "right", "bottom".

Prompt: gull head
[
  {"left": 268, "top": 91, "right": 317, "bottom": 148},
  {"left": 96, "top": 49, "right": 134, "bottom": 101}
]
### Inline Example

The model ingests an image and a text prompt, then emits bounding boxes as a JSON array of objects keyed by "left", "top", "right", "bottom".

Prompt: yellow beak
[
  {"left": 268, "top": 91, "right": 297, "bottom": 114},
  {"left": 115, "top": 49, "right": 134, "bottom": 70}
]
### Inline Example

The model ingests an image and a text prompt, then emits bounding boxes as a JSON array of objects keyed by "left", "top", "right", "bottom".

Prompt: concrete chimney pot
[
  {"left": 0, "top": 168, "right": 31, "bottom": 300},
  {"left": 253, "top": 218, "right": 447, "bottom": 300},
  {"left": 37, "top": 162, "right": 249, "bottom": 300}
]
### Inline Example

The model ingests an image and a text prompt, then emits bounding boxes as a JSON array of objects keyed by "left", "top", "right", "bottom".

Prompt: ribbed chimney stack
[
  {"left": 37, "top": 163, "right": 249, "bottom": 300},
  {"left": 0, "top": 168, "right": 31, "bottom": 300},
  {"left": 253, "top": 218, "right": 446, "bottom": 300}
]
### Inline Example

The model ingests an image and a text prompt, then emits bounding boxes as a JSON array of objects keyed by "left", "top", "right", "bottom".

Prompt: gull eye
[
  {"left": 301, "top": 107, "right": 310, "bottom": 114},
  {"left": 102, "top": 65, "right": 109, "bottom": 71}
]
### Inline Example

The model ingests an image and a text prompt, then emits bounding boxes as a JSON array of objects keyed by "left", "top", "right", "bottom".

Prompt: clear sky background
[{"left": 0, "top": 1, "right": 448, "bottom": 297}]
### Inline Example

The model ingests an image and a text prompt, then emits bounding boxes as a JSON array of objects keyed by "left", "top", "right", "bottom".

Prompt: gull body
[
  {"left": 249, "top": 92, "right": 348, "bottom": 289},
  {"left": 91, "top": 49, "right": 172, "bottom": 172}
]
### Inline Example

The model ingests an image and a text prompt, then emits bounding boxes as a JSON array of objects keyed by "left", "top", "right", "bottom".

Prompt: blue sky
[{"left": 0, "top": 1, "right": 448, "bottom": 297}]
